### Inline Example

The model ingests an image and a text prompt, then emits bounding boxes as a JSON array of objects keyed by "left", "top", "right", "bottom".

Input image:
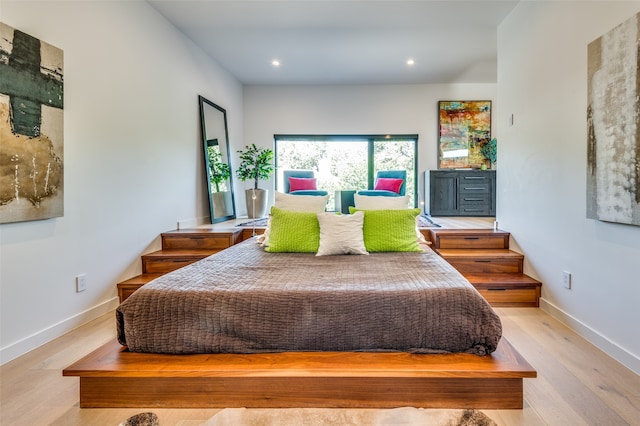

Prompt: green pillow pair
[
  {"left": 349, "top": 207, "right": 422, "bottom": 252},
  {"left": 266, "top": 206, "right": 422, "bottom": 253}
]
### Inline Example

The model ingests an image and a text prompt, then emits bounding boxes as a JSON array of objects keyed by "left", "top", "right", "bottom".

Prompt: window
[{"left": 275, "top": 135, "right": 418, "bottom": 211}]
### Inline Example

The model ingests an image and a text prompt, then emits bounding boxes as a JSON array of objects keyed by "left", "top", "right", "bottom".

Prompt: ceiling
[{"left": 147, "top": 0, "right": 518, "bottom": 85}]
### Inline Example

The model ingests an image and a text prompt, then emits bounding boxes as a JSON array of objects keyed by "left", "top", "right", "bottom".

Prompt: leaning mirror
[{"left": 199, "top": 96, "right": 236, "bottom": 223}]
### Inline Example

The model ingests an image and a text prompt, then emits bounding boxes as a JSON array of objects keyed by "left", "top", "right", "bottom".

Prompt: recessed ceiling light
[
  {"left": 272, "top": 60, "right": 281, "bottom": 67},
  {"left": 406, "top": 59, "right": 415, "bottom": 66}
]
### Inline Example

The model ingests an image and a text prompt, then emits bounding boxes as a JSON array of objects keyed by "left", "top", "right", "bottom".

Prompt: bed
[
  {"left": 116, "top": 239, "right": 502, "bottom": 356},
  {"left": 64, "top": 197, "right": 535, "bottom": 408}
]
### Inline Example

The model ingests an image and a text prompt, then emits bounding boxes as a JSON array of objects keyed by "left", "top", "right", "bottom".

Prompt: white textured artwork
[
  {"left": 0, "top": 22, "right": 64, "bottom": 224},
  {"left": 587, "top": 13, "right": 640, "bottom": 226}
]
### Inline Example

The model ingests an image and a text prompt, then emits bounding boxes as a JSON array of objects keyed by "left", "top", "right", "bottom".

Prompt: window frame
[{"left": 274, "top": 134, "right": 419, "bottom": 207}]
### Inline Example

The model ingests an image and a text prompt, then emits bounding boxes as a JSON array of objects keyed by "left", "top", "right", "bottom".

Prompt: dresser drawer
[
  {"left": 460, "top": 205, "right": 491, "bottom": 216},
  {"left": 460, "top": 174, "right": 491, "bottom": 182},
  {"left": 459, "top": 182, "right": 490, "bottom": 194},
  {"left": 459, "top": 194, "right": 490, "bottom": 205}
]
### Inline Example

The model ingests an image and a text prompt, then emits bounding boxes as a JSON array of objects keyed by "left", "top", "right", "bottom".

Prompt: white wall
[
  {"left": 498, "top": 1, "right": 640, "bottom": 374},
  {"left": 0, "top": 0, "right": 243, "bottom": 363},
  {"left": 241, "top": 84, "right": 496, "bottom": 215}
]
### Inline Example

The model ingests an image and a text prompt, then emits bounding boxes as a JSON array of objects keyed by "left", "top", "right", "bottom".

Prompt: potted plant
[
  {"left": 480, "top": 138, "right": 497, "bottom": 169},
  {"left": 236, "top": 143, "right": 274, "bottom": 218}
]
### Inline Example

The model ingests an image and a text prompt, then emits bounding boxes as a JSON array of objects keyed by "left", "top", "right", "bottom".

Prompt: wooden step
[
  {"left": 117, "top": 273, "right": 163, "bottom": 303},
  {"left": 161, "top": 229, "right": 241, "bottom": 250},
  {"left": 436, "top": 249, "right": 524, "bottom": 274},
  {"left": 141, "top": 249, "right": 217, "bottom": 274},
  {"left": 463, "top": 273, "right": 542, "bottom": 307},
  {"left": 63, "top": 338, "right": 535, "bottom": 409},
  {"left": 240, "top": 227, "right": 266, "bottom": 242},
  {"left": 429, "top": 229, "right": 509, "bottom": 249}
]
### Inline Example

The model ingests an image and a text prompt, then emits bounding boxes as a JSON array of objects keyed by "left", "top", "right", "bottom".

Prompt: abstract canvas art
[
  {"left": 587, "top": 13, "right": 640, "bottom": 227},
  {"left": 438, "top": 100, "right": 491, "bottom": 169},
  {"left": 0, "top": 22, "right": 64, "bottom": 224}
]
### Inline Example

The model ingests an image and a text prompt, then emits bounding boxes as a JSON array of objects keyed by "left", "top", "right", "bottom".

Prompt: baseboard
[
  {"left": 177, "top": 216, "right": 208, "bottom": 230},
  {"left": 540, "top": 297, "right": 640, "bottom": 376},
  {"left": 0, "top": 297, "right": 119, "bottom": 365}
]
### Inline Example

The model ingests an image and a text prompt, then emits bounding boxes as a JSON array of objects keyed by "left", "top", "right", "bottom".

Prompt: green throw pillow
[
  {"left": 265, "top": 206, "right": 320, "bottom": 253},
  {"left": 349, "top": 207, "right": 422, "bottom": 252}
]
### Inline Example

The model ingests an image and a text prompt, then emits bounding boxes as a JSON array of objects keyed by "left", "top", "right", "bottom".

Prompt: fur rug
[
  {"left": 200, "top": 407, "right": 497, "bottom": 425},
  {"left": 119, "top": 412, "right": 159, "bottom": 426}
]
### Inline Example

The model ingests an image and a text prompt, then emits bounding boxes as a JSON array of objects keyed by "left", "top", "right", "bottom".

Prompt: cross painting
[
  {"left": 587, "top": 12, "right": 640, "bottom": 227},
  {"left": 0, "top": 22, "right": 64, "bottom": 224}
]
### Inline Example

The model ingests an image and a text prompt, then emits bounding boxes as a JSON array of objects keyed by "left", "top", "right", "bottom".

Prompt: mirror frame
[{"left": 199, "top": 95, "right": 236, "bottom": 223}]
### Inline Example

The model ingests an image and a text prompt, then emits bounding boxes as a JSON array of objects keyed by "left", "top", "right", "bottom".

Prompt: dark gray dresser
[{"left": 426, "top": 170, "right": 496, "bottom": 216}]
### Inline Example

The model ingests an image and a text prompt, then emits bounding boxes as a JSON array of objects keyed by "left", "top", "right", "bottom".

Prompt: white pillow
[
  {"left": 354, "top": 194, "right": 409, "bottom": 210},
  {"left": 316, "top": 211, "right": 368, "bottom": 256},
  {"left": 275, "top": 191, "right": 329, "bottom": 213}
]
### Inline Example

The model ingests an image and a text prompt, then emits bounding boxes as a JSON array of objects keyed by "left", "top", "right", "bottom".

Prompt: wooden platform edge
[{"left": 63, "top": 339, "right": 535, "bottom": 409}]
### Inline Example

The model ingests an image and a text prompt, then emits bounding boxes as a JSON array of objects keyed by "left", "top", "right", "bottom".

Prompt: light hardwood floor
[
  {"left": 428, "top": 216, "right": 495, "bottom": 229},
  {"left": 1, "top": 307, "right": 638, "bottom": 425}
]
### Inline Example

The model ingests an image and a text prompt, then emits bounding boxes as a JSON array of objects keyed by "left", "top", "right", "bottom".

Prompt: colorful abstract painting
[
  {"left": 438, "top": 101, "right": 491, "bottom": 169},
  {"left": 587, "top": 13, "right": 640, "bottom": 226},
  {"left": 0, "top": 22, "right": 63, "bottom": 224}
]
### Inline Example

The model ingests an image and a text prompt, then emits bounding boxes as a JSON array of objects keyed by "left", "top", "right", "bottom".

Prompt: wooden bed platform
[{"left": 63, "top": 338, "right": 535, "bottom": 409}]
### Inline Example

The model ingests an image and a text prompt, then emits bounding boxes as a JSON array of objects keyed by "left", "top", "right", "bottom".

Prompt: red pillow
[
  {"left": 289, "top": 177, "right": 317, "bottom": 191},
  {"left": 374, "top": 177, "right": 403, "bottom": 193}
]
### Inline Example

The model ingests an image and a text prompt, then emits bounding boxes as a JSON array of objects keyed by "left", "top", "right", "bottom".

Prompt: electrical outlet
[
  {"left": 562, "top": 271, "right": 572, "bottom": 289},
  {"left": 76, "top": 274, "right": 87, "bottom": 292}
]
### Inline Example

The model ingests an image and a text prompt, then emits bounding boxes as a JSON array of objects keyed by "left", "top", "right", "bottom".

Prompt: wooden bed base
[{"left": 63, "top": 338, "right": 535, "bottom": 409}]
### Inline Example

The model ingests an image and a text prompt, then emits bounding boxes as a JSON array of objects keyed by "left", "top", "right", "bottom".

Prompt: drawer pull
[
  {"left": 464, "top": 176, "right": 486, "bottom": 180},
  {"left": 463, "top": 208, "right": 485, "bottom": 212},
  {"left": 487, "top": 288, "right": 507, "bottom": 291},
  {"left": 463, "top": 187, "right": 485, "bottom": 191},
  {"left": 463, "top": 198, "right": 484, "bottom": 201},
  {"left": 474, "top": 260, "right": 492, "bottom": 263},
  {"left": 464, "top": 237, "right": 480, "bottom": 240}
]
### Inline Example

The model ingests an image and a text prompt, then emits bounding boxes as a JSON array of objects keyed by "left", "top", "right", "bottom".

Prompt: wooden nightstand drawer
[
  {"left": 117, "top": 273, "right": 162, "bottom": 302},
  {"left": 476, "top": 287, "right": 540, "bottom": 307},
  {"left": 465, "top": 273, "right": 542, "bottom": 307},
  {"left": 141, "top": 251, "right": 215, "bottom": 273},
  {"left": 162, "top": 230, "right": 241, "bottom": 250},
  {"left": 449, "top": 257, "right": 522, "bottom": 273},
  {"left": 437, "top": 249, "right": 524, "bottom": 274},
  {"left": 437, "top": 236, "right": 507, "bottom": 249}
]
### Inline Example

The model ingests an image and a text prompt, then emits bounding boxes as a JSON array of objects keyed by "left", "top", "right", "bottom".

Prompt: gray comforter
[{"left": 117, "top": 239, "right": 502, "bottom": 355}]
